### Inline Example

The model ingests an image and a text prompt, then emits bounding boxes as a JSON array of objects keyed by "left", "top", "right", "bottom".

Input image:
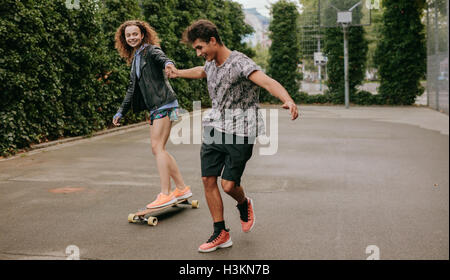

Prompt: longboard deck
[{"left": 128, "top": 198, "right": 199, "bottom": 226}]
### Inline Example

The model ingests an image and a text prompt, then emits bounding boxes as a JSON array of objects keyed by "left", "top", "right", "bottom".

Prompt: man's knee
[
  {"left": 202, "top": 176, "right": 217, "bottom": 190},
  {"left": 221, "top": 179, "right": 236, "bottom": 194}
]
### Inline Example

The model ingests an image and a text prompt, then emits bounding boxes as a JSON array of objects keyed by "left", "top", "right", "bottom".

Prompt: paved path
[{"left": 0, "top": 105, "right": 448, "bottom": 259}]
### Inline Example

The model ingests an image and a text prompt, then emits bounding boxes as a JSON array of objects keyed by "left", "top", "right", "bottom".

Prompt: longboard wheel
[
  {"left": 128, "top": 214, "right": 137, "bottom": 223},
  {"left": 191, "top": 200, "right": 199, "bottom": 209},
  {"left": 147, "top": 216, "right": 158, "bottom": 226}
]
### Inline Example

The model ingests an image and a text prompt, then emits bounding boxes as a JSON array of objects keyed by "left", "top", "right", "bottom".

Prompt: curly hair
[
  {"left": 115, "top": 20, "right": 161, "bottom": 66},
  {"left": 182, "top": 19, "right": 223, "bottom": 46}
]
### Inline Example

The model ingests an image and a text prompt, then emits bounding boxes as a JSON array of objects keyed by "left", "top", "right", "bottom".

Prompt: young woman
[{"left": 113, "top": 20, "right": 192, "bottom": 208}]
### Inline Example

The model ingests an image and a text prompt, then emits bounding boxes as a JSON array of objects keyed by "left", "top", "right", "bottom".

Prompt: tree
[
  {"left": 56, "top": 0, "right": 113, "bottom": 135},
  {"left": 374, "top": 0, "right": 426, "bottom": 105},
  {"left": 0, "top": 0, "right": 64, "bottom": 155},
  {"left": 0, "top": 0, "right": 255, "bottom": 156},
  {"left": 98, "top": 0, "right": 145, "bottom": 125},
  {"left": 219, "top": 1, "right": 255, "bottom": 58},
  {"left": 0, "top": 0, "right": 136, "bottom": 156},
  {"left": 253, "top": 43, "right": 270, "bottom": 71},
  {"left": 101, "top": 0, "right": 143, "bottom": 51},
  {"left": 141, "top": 0, "right": 209, "bottom": 110},
  {"left": 0, "top": 0, "right": 110, "bottom": 154},
  {"left": 141, "top": 0, "right": 255, "bottom": 110},
  {"left": 266, "top": 0, "right": 302, "bottom": 103},
  {"left": 322, "top": 0, "right": 368, "bottom": 103},
  {"left": 298, "top": 0, "right": 322, "bottom": 60},
  {"left": 364, "top": 4, "right": 383, "bottom": 73}
]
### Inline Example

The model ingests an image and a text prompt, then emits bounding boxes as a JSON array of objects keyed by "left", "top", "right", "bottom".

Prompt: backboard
[
  {"left": 319, "top": 0, "right": 372, "bottom": 27},
  {"left": 314, "top": 52, "right": 328, "bottom": 66}
]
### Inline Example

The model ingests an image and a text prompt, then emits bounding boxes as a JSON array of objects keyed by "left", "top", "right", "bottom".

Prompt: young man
[{"left": 167, "top": 20, "right": 299, "bottom": 253}]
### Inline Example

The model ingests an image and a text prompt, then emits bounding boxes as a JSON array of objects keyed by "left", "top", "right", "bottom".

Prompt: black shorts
[{"left": 200, "top": 127, "right": 255, "bottom": 187}]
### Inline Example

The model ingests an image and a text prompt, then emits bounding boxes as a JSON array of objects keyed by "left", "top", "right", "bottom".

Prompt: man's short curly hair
[{"left": 182, "top": 19, "right": 223, "bottom": 46}]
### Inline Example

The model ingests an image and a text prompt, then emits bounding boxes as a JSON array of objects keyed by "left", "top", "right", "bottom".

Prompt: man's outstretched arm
[
  {"left": 248, "top": 70, "right": 299, "bottom": 120},
  {"left": 166, "top": 66, "right": 206, "bottom": 79}
]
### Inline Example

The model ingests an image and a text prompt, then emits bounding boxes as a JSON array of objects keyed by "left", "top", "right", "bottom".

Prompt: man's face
[
  {"left": 192, "top": 38, "right": 216, "bottom": 61},
  {"left": 124, "top": 25, "right": 144, "bottom": 49}
]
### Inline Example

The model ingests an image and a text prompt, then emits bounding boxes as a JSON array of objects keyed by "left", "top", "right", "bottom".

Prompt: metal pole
[
  {"left": 426, "top": 5, "right": 430, "bottom": 107},
  {"left": 318, "top": 37, "right": 322, "bottom": 92},
  {"left": 434, "top": 0, "right": 440, "bottom": 111},
  {"left": 343, "top": 25, "right": 350, "bottom": 108}
]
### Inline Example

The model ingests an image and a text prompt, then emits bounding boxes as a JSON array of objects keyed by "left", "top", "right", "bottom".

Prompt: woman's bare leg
[{"left": 150, "top": 116, "right": 186, "bottom": 194}]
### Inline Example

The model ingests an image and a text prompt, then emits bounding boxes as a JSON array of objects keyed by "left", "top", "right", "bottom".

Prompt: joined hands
[{"left": 165, "top": 64, "right": 178, "bottom": 79}]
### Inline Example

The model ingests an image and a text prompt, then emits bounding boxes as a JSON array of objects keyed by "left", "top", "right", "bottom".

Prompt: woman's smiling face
[{"left": 124, "top": 25, "right": 144, "bottom": 49}]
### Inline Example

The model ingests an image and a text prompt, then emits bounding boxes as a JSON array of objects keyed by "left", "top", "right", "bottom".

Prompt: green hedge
[
  {"left": 323, "top": 26, "right": 368, "bottom": 102},
  {"left": 290, "top": 90, "right": 384, "bottom": 105},
  {"left": 142, "top": 0, "right": 254, "bottom": 110},
  {"left": 374, "top": 0, "right": 426, "bottom": 105},
  {"left": 0, "top": 0, "right": 144, "bottom": 156},
  {"left": 264, "top": 0, "right": 302, "bottom": 103},
  {"left": 0, "top": 0, "right": 254, "bottom": 157}
]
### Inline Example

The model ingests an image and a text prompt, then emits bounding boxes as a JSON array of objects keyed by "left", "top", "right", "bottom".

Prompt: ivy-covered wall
[{"left": 0, "top": 0, "right": 254, "bottom": 156}]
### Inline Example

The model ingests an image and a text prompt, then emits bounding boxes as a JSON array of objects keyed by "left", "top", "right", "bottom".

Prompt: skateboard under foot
[{"left": 128, "top": 198, "right": 199, "bottom": 226}]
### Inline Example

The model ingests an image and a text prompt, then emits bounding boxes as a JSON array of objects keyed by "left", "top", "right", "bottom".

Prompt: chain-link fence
[
  {"left": 299, "top": 3, "right": 327, "bottom": 94},
  {"left": 426, "top": 0, "right": 449, "bottom": 114}
]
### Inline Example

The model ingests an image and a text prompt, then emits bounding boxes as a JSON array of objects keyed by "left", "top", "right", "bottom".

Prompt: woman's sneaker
[
  {"left": 198, "top": 229, "right": 233, "bottom": 253},
  {"left": 236, "top": 197, "right": 255, "bottom": 233},
  {"left": 146, "top": 192, "right": 177, "bottom": 209},
  {"left": 171, "top": 186, "right": 192, "bottom": 200}
]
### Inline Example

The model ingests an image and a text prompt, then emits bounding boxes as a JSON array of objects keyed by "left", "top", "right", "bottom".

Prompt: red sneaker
[
  {"left": 237, "top": 198, "right": 255, "bottom": 233},
  {"left": 198, "top": 229, "right": 233, "bottom": 253}
]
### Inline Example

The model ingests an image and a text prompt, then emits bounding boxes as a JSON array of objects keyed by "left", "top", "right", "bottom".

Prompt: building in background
[{"left": 242, "top": 8, "right": 271, "bottom": 47}]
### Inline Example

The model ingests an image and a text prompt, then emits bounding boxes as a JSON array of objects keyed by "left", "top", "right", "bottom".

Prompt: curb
[
  {"left": 1, "top": 108, "right": 203, "bottom": 162},
  {"left": 0, "top": 121, "right": 149, "bottom": 162},
  {"left": 31, "top": 121, "right": 148, "bottom": 150}
]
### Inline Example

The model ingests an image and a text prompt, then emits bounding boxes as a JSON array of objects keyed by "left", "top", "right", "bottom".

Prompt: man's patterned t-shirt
[{"left": 203, "top": 51, "right": 266, "bottom": 137}]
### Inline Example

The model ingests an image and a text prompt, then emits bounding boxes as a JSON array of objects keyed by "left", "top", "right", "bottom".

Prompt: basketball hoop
[{"left": 319, "top": 0, "right": 371, "bottom": 108}]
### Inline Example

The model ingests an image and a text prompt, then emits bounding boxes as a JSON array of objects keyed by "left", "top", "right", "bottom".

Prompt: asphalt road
[{"left": 0, "top": 105, "right": 448, "bottom": 260}]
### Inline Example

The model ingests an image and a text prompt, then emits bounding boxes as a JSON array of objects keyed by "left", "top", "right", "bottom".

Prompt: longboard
[{"left": 128, "top": 198, "right": 199, "bottom": 226}]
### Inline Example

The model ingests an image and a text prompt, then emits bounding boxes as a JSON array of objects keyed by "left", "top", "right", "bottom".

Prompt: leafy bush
[
  {"left": 374, "top": 0, "right": 426, "bottom": 105},
  {"left": 0, "top": 0, "right": 255, "bottom": 156},
  {"left": 290, "top": 90, "right": 384, "bottom": 105},
  {"left": 142, "top": 0, "right": 255, "bottom": 111},
  {"left": 265, "top": 0, "right": 302, "bottom": 104},
  {"left": 323, "top": 27, "right": 368, "bottom": 103}
]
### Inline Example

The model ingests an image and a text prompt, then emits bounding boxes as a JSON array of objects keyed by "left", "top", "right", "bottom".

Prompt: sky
[{"left": 234, "top": 0, "right": 273, "bottom": 18}]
